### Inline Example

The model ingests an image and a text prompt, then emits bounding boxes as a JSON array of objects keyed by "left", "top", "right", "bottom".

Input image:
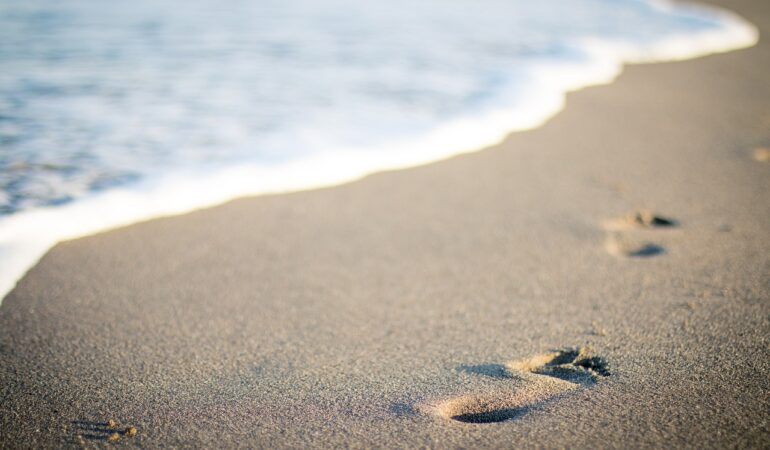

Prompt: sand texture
[{"left": 1, "top": 0, "right": 769, "bottom": 448}]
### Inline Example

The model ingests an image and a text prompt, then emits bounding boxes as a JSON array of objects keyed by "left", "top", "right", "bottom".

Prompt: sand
[{"left": 1, "top": 0, "right": 769, "bottom": 447}]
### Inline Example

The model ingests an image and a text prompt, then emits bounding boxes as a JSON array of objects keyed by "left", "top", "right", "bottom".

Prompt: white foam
[{"left": 0, "top": 1, "right": 758, "bottom": 303}]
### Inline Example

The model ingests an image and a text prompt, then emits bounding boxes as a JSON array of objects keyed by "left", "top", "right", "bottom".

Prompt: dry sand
[{"left": 1, "top": 0, "right": 769, "bottom": 447}]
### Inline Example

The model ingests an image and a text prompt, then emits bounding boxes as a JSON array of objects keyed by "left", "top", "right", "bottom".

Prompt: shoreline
[
  {"left": 1, "top": 0, "right": 769, "bottom": 448},
  {"left": 0, "top": 0, "right": 758, "bottom": 304}
]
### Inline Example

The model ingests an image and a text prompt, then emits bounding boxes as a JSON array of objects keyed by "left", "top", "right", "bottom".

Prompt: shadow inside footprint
[
  {"left": 458, "top": 364, "right": 511, "bottom": 379},
  {"left": 451, "top": 407, "right": 526, "bottom": 424},
  {"left": 629, "top": 212, "right": 678, "bottom": 228},
  {"left": 573, "top": 356, "right": 611, "bottom": 377},
  {"left": 626, "top": 243, "right": 665, "bottom": 257},
  {"left": 604, "top": 211, "right": 679, "bottom": 231},
  {"left": 605, "top": 235, "right": 666, "bottom": 258},
  {"left": 427, "top": 393, "right": 537, "bottom": 425},
  {"left": 512, "top": 347, "right": 610, "bottom": 385}
]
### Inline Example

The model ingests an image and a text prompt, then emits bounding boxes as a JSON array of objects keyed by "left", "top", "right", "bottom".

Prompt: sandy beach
[{"left": 1, "top": 0, "right": 769, "bottom": 447}]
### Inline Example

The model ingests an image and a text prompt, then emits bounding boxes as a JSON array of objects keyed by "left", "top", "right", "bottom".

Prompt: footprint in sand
[
  {"left": 602, "top": 210, "right": 677, "bottom": 258},
  {"left": 604, "top": 234, "right": 666, "bottom": 257},
  {"left": 422, "top": 348, "right": 609, "bottom": 424}
]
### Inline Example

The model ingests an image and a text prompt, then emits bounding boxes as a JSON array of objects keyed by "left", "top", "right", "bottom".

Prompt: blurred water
[
  {"left": 0, "top": 0, "right": 750, "bottom": 214},
  {"left": 0, "top": 0, "right": 759, "bottom": 302}
]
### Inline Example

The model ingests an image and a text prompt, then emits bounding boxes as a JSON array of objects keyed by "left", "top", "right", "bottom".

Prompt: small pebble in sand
[
  {"left": 125, "top": 426, "right": 138, "bottom": 437},
  {"left": 754, "top": 147, "right": 770, "bottom": 162},
  {"left": 108, "top": 433, "right": 120, "bottom": 442},
  {"left": 107, "top": 419, "right": 117, "bottom": 428}
]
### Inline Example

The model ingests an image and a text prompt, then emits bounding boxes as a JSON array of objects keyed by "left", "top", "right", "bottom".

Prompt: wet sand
[{"left": 1, "top": 0, "right": 769, "bottom": 447}]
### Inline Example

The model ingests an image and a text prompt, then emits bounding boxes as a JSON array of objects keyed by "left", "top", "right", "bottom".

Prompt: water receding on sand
[{"left": 0, "top": 0, "right": 758, "bottom": 300}]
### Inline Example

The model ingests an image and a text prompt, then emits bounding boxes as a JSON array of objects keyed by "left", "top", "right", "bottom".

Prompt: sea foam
[{"left": 0, "top": 0, "right": 758, "bottom": 302}]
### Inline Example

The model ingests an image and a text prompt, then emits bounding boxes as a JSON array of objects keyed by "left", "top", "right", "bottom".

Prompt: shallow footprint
[
  {"left": 506, "top": 347, "right": 610, "bottom": 383},
  {"left": 423, "top": 380, "right": 564, "bottom": 423},
  {"left": 604, "top": 233, "right": 666, "bottom": 258},
  {"left": 603, "top": 210, "right": 678, "bottom": 231},
  {"left": 601, "top": 210, "right": 677, "bottom": 258},
  {"left": 423, "top": 348, "right": 609, "bottom": 424}
]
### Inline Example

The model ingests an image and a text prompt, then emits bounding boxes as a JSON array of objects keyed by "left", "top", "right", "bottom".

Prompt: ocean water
[{"left": 0, "top": 0, "right": 758, "bottom": 300}]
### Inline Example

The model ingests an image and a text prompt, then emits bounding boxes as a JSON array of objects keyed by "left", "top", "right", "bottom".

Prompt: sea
[{"left": 0, "top": 0, "right": 758, "bottom": 300}]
